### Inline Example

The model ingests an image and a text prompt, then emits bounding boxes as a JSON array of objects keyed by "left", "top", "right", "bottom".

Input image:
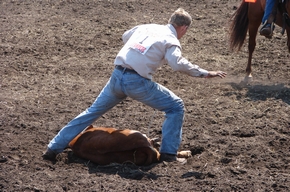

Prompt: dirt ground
[{"left": 1, "top": 0, "right": 290, "bottom": 191}]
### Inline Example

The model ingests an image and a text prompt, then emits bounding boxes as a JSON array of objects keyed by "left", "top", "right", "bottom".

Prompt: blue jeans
[
  {"left": 48, "top": 67, "right": 184, "bottom": 155},
  {"left": 262, "top": 0, "right": 276, "bottom": 23}
]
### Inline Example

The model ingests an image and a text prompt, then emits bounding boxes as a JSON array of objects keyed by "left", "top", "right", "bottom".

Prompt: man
[
  {"left": 260, "top": 0, "right": 278, "bottom": 38},
  {"left": 43, "top": 8, "right": 227, "bottom": 162}
]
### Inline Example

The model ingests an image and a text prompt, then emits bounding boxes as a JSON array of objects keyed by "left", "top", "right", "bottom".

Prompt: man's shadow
[{"left": 228, "top": 82, "right": 290, "bottom": 104}]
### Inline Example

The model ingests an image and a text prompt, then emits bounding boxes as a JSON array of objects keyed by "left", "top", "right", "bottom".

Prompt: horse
[{"left": 229, "top": 0, "right": 290, "bottom": 83}]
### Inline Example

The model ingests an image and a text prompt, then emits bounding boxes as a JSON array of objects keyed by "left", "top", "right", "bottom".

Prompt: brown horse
[{"left": 230, "top": 0, "right": 290, "bottom": 83}]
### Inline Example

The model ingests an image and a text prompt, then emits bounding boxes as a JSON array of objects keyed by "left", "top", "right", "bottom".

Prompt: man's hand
[{"left": 207, "top": 71, "right": 227, "bottom": 78}]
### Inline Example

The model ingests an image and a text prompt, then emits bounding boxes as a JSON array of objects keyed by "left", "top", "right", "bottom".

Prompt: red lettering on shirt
[{"left": 131, "top": 43, "right": 146, "bottom": 53}]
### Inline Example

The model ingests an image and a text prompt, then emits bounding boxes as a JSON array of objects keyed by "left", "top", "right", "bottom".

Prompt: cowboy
[{"left": 43, "top": 8, "right": 226, "bottom": 163}]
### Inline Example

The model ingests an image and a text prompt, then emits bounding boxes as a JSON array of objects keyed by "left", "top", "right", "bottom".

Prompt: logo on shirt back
[
  {"left": 129, "top": 33, "right": 155, "bottom": 55},
  {"left": 131, "top": 43, "right": 147, "bottom": 54}
]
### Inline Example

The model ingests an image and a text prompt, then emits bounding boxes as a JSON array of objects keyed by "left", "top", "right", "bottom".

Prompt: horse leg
[
  {"left": 287, "top": 0, "right": 290, "bottom": 52},
  {"left": 287, "top": 27, "right": 290, "bottom": 52},
  {"left": 243, "top": 23, "right": 260, "bottom": 83},
  {"left": 244, "top": 37, "right": 255, "bottom": 83},
  {"left": 241, "top": 0, "right": 264, "bottom": 84}
]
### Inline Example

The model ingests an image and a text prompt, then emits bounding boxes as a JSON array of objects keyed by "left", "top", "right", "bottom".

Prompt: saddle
[{"left": 279, "top": 0, "right": 290, "bottom": 34}]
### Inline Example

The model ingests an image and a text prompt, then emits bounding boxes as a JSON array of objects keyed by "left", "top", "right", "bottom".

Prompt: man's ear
[{"left": 181, "top": 25, "right": 188, "bottom": 32}]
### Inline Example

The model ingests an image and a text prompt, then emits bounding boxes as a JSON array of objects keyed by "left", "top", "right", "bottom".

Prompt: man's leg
[
  {"left": 260, "top": 0, "right": 277, "bottom": 37},
  {"left": 43, "top": 70, "right": 126, "bottom": 160},
  {"left": 122, "top": 74, "right": 184, "bottom": 157}
]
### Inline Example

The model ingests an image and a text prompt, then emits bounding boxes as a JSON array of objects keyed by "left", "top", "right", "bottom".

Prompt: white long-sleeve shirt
[{"left": 114, "top": 24, "right": 209, "bottom": 80}]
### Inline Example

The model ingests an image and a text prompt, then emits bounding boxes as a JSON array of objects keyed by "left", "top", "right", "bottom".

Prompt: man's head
[
  {"left": 169, "top": 8, "right": 192, "bottom": 27},
  {"left": 168, "top": 8, "right": 192, "bottom": 39}
]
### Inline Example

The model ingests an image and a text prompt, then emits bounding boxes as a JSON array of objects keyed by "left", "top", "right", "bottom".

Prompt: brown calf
[{"left": 68, "top": 125, "right": 160, "bottom": 165}]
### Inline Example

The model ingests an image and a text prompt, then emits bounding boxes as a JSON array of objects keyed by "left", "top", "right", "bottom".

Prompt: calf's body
[{"left": 68, "top": 125, "right": 160, "bottom": 165}]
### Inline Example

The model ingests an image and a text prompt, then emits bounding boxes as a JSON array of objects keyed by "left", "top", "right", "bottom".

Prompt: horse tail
[{"left": 229, "top": 1, "right": 249, "bottom": 51}]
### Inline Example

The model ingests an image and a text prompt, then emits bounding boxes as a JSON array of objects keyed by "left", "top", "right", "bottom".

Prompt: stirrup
[
  {"left": 261, "top": 20, "right": 275, "bottom": 30},
  {"left": 260, "top": 20, "right": 275, "bottom": 38}
]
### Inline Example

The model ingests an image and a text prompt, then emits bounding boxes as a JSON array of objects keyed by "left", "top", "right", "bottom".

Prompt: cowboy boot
[
  {"left": 260, "top": 20, "right": 275, "bottom": 38},
  {"left": 42, "top": 147, "right": 58, "bottom": 161}
]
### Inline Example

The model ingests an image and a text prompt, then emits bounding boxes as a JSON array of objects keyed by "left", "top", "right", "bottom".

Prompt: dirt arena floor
[{"left": 1, "top": 0, "right": 290, "bottom": 191}]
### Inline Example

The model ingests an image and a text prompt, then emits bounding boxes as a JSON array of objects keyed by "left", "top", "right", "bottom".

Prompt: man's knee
[{"left": 172, "top": 98, "right": 185, "bottom": 114}]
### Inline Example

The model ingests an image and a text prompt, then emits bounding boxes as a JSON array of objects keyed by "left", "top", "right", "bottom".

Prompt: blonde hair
[{"left": 168, "top": 8, "right": 192, "bottom": 27}]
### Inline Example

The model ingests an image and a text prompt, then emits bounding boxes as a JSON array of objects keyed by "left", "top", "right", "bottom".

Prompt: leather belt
[{"left": 115, "top": 65, "right": 137, "bottom": 74}]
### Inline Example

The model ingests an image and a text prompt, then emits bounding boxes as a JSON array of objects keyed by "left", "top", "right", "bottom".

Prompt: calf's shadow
[{"left": 64, "top": 150, "right": 159, "bottom": 180}]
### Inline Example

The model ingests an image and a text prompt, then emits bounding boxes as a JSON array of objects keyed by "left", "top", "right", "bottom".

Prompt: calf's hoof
[{"left": 177, "top": 150, "right": 192, "bottom": 158}]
